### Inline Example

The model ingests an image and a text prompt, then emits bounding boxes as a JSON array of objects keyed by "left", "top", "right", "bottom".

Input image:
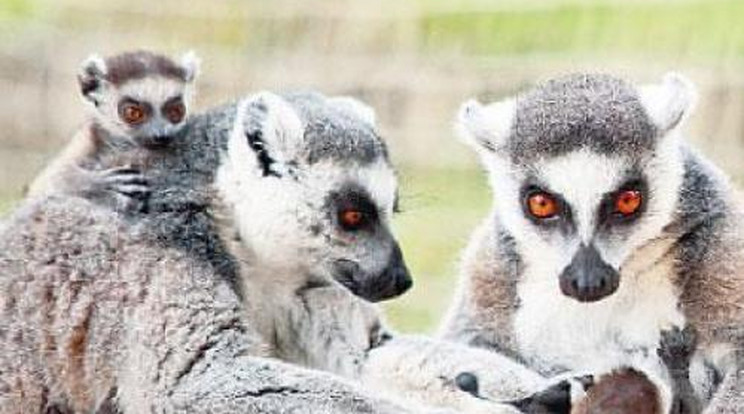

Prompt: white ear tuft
[
  {"left": 232, "top": 91, "right": 305, "bottom": 177},
  {"left": 180, "top": 50, "right": 200, "bottom": 83},
  {"left": 79, "top": 54, "right": 107, "bottom": 77},
  {"left": 328, "top": 96, "right": 376, "bottom": 125},
  {"left": 78, "top": 54, "right": 108, "bottom": 101},
  {"left": 638, "top": 72, "right": 697, "bottom": 133},
  {"left": 455, "top": 97, "right": 515, "bottom": 154}
]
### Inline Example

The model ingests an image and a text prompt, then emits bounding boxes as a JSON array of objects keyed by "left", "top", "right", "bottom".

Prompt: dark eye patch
[
  {"left": 328, "top": 185, "right": 380, "bottom": 233},
  {"left": 519, "top": 180, "right": 573, "bottom": 233},
  {"left": 597, "top": 176, "right": 648, "bottom": 228}
]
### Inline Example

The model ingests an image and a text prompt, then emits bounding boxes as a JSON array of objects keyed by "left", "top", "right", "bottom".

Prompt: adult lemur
[
  {"left": 217, "top": 92, "right": 574, "bottom": 413},
  {"left": 440, "top": 73, "right": 744, "bottom": 413},
  {"left": 27, "top": 50, "right": 198, "bottom": 211},
  {"left": 0, "top": 82, "right": 556, "bottom": 411}
]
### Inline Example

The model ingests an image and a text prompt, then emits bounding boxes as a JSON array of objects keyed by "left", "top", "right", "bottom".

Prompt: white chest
[{"left": 513, "top": 257, "right": 685, "bottom": 375}]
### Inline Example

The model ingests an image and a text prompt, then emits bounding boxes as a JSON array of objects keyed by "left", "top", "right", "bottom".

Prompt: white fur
[
  {"left": 328, "top": 96, "right": 377, "bottom": 125},
  {"left": 179, "top": 50, "right": 200, "bottom": 82},
  {"left": 455, "top": 98, "right": 516, "bottom": 157},
  {"left": 638, "top": 72, "right": 697, "bottom": 133}
]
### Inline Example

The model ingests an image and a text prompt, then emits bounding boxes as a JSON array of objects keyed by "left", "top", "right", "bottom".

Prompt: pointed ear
[
  {"left": 455, "top": 97, "right": 516, "bottom": 155},
  {"left": 638, "top": 73, "right": 697, "bottom": 134},
  {"left": 232, "top": 92, "right": 305, "bottom": 178},
  {"left": 328, "top": 96, "right": 376, "bottom": 125},
  {"left": 180, "top": 50, "right": 200, "bottom": 83},
  {"left": 78, "top": 54, "right": 108, "bottom": 104}
]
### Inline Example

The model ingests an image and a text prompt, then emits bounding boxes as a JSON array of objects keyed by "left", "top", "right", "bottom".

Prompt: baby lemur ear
[
  {"left": 78, "top": 54, "right": 108, "bottom": 104},
  {"left": 179, "top": 50, "right": 200, "bottom": 83},
  {"left": 232, "top": 92, "right": 305, "bottom": 178},
  {"left": 328, "top": 96, "right": 376, "bottom": 125},
  {"left": 638, "top": 72, "right": 697, "bottom": 134},
  {"left": 455, "top": 97, "right": 516, "bottom": 156}
]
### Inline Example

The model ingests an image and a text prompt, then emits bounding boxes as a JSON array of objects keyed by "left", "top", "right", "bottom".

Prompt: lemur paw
[
  {"left": 95, "top": 166, "right": 151, "bottom": 213},
  {"left": 454, "top": 371, "right": 582, "bottom": 414},
  {"left": 658, "top": 326, "right": 697, "bottom": 372}
]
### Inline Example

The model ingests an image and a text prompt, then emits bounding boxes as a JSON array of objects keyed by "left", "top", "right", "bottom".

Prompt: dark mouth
[{"left": 140, "top": 135, "right": 174, "bottom": 149}]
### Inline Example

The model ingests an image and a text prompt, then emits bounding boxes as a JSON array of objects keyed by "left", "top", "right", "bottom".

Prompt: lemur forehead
[
  {"left": 509, "top": 74, "right": 658, "bottom": 165},
  {"left": 104, "top": 51, "right": 189, "bottom": 86},
  {"left": 283, "top": 92, "right": 389, "bottom": 166}
]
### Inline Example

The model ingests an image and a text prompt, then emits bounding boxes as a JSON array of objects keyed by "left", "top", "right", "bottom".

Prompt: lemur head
[
  {"left": 458, "top": 73, "right": 696, "bottom": 303},
  {"left": 218, "top": 91, "right": 412, "bottom": 302},
  {"left": 78, "top": 50, "right": 199, "bottom": 148}
]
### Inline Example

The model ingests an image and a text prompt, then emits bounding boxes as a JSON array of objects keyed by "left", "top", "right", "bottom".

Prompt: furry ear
[
  {"left": 455, "top": 97, "right": 516, "bottom": 155},
  {"left": 180, "top": 50, "right": 200, "bottom": 83},
  {"left": 638, "top": 73, "right": 697, "bottom": 134},
  {"left": 232, "top": 92, "right": 305, "bottom": 178},
  {"left": 78, "top": 54, "right": 108, "bottom": 104},
  {"left": 328, "top": 96, "right": 376, "bottom": 125}
]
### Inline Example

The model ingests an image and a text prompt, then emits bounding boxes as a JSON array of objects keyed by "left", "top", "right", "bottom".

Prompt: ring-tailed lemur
[
  {"left": 217, "top": 91, "right": 591, "bottom": 414},
  {"left": 0, "top": 97, "right": 447, "bottom": 413},
  {"left": 439, "top": 73, "right": 744, "bottom": 413},
  {"left": 27, "top": 50, "right": 199, "bottom": 212}
]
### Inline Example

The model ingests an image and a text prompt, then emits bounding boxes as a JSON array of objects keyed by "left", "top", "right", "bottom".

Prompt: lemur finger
[
  {"left": 104, "top": 173, "right": 149, "bottom": 186},
  {"left": 113, "top": 184, "right": 150, "bottom": 199},
  {"left": 103, "top": 166, "right": 143, "bottom": 176}
]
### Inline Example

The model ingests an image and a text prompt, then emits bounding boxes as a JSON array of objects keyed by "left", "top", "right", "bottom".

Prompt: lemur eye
[
  {"left": 339, "top": 209, "right": 366, "bottom": 231},
  {"left": 614, "top": 189, "right": 642, "bottom": 216},
  {"left": 527, "top": 192, "right": 559, "bottom": 219},
  {"left": 163, "top": 97, "right": 186, "bottom": 124},
  {"left": 119, "top": 100, "right": 148, "bottom": 125}
]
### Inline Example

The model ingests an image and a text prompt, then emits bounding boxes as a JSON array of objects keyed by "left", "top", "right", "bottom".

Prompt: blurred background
[{"left": 1, "top": 0, "right": 744, "bottom": 333}]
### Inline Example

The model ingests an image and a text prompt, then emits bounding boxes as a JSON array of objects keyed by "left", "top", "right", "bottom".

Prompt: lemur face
[
  {"left": 78, "top": 51, "right": 199, "bottom": 148},
  {"left": 218, "top": 92, "right": 412, "bottom": 302},
  {"left": 458, "top": 73, "right": 695, "bottom": 303}
]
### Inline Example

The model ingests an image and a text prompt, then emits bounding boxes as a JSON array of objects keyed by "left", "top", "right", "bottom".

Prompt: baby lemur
[{"left": 27, "top": 50, "right": 199, "bottom": 211}]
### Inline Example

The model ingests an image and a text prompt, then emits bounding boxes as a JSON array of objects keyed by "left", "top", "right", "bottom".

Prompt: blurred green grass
[
  {"left": 422, "top": 0, "right": 744, "bottom": 59},
  {"left": 384, "top": 167, "right": 491, "bottom": 333}
]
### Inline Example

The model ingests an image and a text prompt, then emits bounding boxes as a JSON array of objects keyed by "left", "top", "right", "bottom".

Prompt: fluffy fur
[
  {"left": 26, "top": 50, "right": 198, "bottom": 211},
  {"left": 217, "top": 92, "right": 557, "bottom": 414},
  {"left": 441, "top": 73, "right": 744, "bottom": 413},
  {"left": 0, "top": 101, "right": 429, "bottom": 413}
]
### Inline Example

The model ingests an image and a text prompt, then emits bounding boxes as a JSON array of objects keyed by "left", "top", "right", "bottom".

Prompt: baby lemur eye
[
  {"left": 339, "top": 208, "right": 367, "bottom": 231},
  {"left": 119, "top": 99, "right": 150, "bottom": 125},
  {"left": 163, "top": 97, "right": 186, "bottom": 124},
  {"left": 614, "top": 189, "right": 642, "bottom": 217},
  {"left": 526, "top": 191, "right": 559, "bottom": 220}
]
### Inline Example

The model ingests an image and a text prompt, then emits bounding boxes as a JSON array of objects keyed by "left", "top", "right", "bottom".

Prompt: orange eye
[
  {"left": 339, "top": 209, "right": 365, "bottom": 231},
  {"left": 615, "top": 189, "right": 642, "bottom": 216},
  {"left": 527, "top": 192, "right": 559, "bottom": 219},
  {"left": 163, "top": 99, "right": 186, "bottom": 124},
  {"left": 120, "top": 101, "right": 148, "bottom": 125}
]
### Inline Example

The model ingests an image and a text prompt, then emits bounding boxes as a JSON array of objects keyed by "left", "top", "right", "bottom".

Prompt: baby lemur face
[
  {"left": 458, "top": 73, "right": 695, "bottom": 303},
  {"left": 78, "top": 50, "right": 199, "bottom": 148},
  {"left": 217, "top": 92, "right": 412, "bottom": 302}
]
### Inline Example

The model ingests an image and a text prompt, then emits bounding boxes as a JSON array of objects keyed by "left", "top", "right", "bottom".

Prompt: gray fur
[
  {"left": 509, "top": 73, "right": 657, "bottom": 165},
  {"left": 0, "top": 101, "right": 427, "bottom": 413},
  {"left": 284, "top": 92, "right": 389, "bottom": 165},
  {"left": 442, "top": 73, "right": 744, "bottom": 413}
]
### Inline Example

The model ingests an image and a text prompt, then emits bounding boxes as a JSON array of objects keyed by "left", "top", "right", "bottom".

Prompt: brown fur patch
[{"left": 572, "top": 369, "right": 661, "bottom": 414}]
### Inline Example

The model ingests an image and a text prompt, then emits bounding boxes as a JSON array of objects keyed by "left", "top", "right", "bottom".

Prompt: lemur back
[{"left": 27, "top": 50, "right": 199, "bottom": 212}]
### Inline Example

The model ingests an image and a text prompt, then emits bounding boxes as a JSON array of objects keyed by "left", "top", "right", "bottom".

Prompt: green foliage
[
  {"left": 0, "top": 0, "right": 34, "bottom": 21},
  {"left": 383, "top": 167, "right": 490, "bottom": 333},
  {"left": 420, "top": 0, "right": 744, "bottom": 59}
]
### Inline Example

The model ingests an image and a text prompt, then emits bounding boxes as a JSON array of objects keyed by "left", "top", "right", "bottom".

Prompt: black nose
[
  {"left": 152, "top": 135, "right": 173, "bottom": 145},
  {"left": 367, "top": 244, "right": 412, "bottom": 302},
  {"left": 559, "top": 244, "right": 619, "bottom": 302}
]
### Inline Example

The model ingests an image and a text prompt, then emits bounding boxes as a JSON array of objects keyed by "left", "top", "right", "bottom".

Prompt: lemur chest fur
[{"left": 513, "top": 251, "right": 685, "bottom": 375}]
